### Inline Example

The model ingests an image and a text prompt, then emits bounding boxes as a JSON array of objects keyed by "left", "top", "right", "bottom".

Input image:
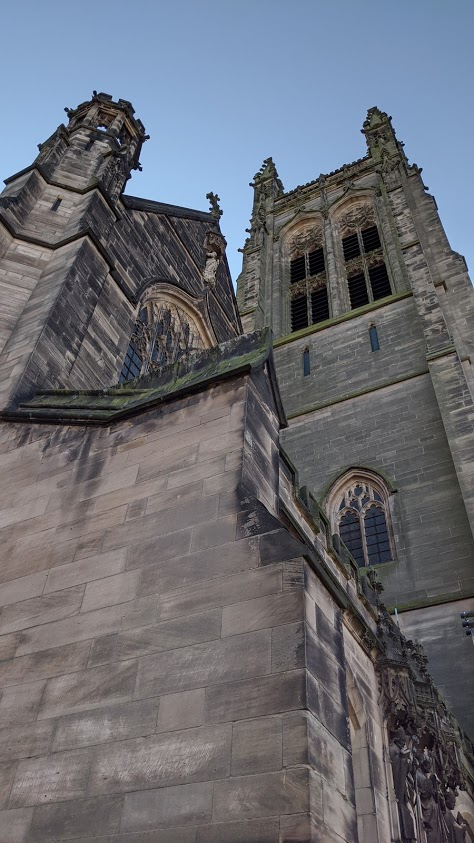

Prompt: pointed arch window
[
  {"left": 288, "top": 228, "right": 330, "bottom": 333},
  {"left": 338, "top": 206, "right": 392, "bottom": 310},
  {"left": 119, "top": 287, "right": 213, "bottom": 384},
  {"left": 327, "top": 472, "right": 395, "bottom": 568}
]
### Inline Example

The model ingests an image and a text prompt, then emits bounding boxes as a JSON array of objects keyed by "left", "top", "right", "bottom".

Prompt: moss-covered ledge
[{"left": 1, "top": 329, "right": 287, "bottom": 427}]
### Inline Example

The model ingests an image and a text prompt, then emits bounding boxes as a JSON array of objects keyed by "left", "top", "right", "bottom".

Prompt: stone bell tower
[{"left": 236, "top": 107, "right": 474, "bottom": 734}]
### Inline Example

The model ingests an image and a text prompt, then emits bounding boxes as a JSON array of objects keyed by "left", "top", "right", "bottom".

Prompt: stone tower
[
  {"left": 0, "top": 91, "right": 239, "bottom": 410},
  {"left": 237, "top": 108, "right": 474, "bottom": 734}
]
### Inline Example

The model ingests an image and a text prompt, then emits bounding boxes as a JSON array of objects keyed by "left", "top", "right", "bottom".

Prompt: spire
[{"left": 361, "top": 107, "right": 407, "bottom": 164}]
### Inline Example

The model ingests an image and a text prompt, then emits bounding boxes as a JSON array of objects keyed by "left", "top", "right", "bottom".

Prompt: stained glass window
[
  {"left": 334, "top": 477, "right": 394, "bottom": 568},
  {"left": 118, "top": 298, "right": 205, "bottom": 384}
]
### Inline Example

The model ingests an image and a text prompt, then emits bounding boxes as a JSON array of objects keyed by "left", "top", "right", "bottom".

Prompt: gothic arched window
[
  {"left": 327, "top": 471, "right": 394, "bottom": 568},
  {"left": 287, "top": 225, "right": 330, "bottom": 333},
  {"left": 338, "top": 204, "right": 392, "bottom": 310},
  {"left": 118, "top": 286, "right": 213, "bottom": 384}
]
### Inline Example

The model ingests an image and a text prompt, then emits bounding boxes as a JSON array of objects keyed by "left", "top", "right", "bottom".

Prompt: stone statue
[
  {"left": 444, "top": 792, "right": 467, "bottom": 843},
  {"left": 416, "top": 756, "right": 445, "bottom": 843},
  {"left": 203, "top": 251, "right": 219, "bottom": 288},
  {"left": 389, "top": 727, "right": 417, "bottom": 843}
]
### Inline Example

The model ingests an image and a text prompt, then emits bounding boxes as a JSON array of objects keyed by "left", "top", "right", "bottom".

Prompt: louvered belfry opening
[
  {"left": 289, "top": 237, "right": 329, "bottom": 333},
  {"left": 341, "top": 216, "right": 391, "bottom": 310},
  {"left": 311, "top": 287, "right": 330, "bottom": 323},
  {"left": 369, "top": 263, "right": 391, "bottom": 300},
  {"left": 348, "top": 274, "right": 370, "bottom": 309},
  {"left": 291, "top": 295, "right": 309, "bottom": 331}
]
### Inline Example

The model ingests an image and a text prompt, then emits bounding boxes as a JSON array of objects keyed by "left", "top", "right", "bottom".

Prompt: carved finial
[
  {"left": 92, "top": 90, "right": 98, "bottom": 97},
  {"left": 206, "top": 192, "right": 223, "bottom": 220}
]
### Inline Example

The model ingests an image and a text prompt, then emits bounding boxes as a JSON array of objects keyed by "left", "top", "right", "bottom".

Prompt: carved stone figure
[
  {"left": 203, "top": 250, "right": 219, "bottom": 288},
  {"left": 444, "top": 792, "right": 467, "bottom": 843},
  {"left": 389, "top": 727, "right": 417, "bottom": 843},
  {"left": 416, "top": 757, "right": 445, "bottom": 843}
]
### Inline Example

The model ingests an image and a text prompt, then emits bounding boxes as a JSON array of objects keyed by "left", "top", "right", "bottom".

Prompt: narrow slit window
[
  {"left": 369, "top": 324, "right": 380, "bottom": 352},
  {"left": 51, "top": 197, "right": 62, "bottom": 212},
  {"left": 303, "top": 348, "right": 310, "bottom": 377}
]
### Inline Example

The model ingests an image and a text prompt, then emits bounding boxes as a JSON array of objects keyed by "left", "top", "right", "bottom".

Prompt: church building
[
  {"left": 0, "top": 92, "right": 472, "bottom": 843},
  {"left": 237, "top": 108, "right": 474, "bottom": 735}
]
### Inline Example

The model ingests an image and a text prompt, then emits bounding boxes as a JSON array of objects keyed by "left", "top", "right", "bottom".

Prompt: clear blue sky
[{"left": 1, "top": 0, "right": 472, "bottom": 283}]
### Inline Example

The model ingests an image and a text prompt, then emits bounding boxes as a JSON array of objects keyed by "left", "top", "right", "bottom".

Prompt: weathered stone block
[
  {"left": 27, "top": 795, "right": 123, "bottom": 842},
  {"left": 0, "top": 807, "right": 34, "bottom": 843},
  {"left": 9, "top": 747, "right": 93, "bottom": 807},
  {"left": 157, "top": 565, "right": 282, "bottom": 621},
  {"left": 212, "top": 768, "right": 310, "bottom": 822},
  {"left": 135, "top": 630, "right": 271, "bottom": 699},
  {"left": 195, "top": 817, "right": 280, "bottom": 842},
  {"left": 204, "top": 670, "right": 306, "bottom": 724},
  {"left": 137, "top": 535, "right": 259, "bottom": 595},
  {"left": 0, "top": 570, "right": 48, "bottom": 608},
  {"left": 38, "top": 660, "right": 138, "bottom": 719},
  {"left": 190, "top": 513, "right": 237, "bottom": 552},
  {"left": 157, "top": 688, "right": 205, "bottom": 733},
  {"left": 231, "top": 715, "right": 282, "bottom": 775},
  {"left": 0, "top": 641, "right": 90, "bottom": 688},
  {"left": 52, "top": 699, "right": 158, "bottom": 751},
  {"left": 259, "top": 530, "right": 306, "bottom": 565},
  {"left": 88, "top": 725, "right": 231, "bottom": 795},
  {"left": 221, "top": 590, "right": 302, "bottom": 637},
  {"left": 0, "top": 720, "right": 54, "bottom": 761},
  {"left": 271, "top": 621, "right": 305, "bottom": 672},
  {"left": 0, "top": 584, "right": 85, "bottom": 634},
  {"left": 43, "top": 548, "right": 127, "bottom": 594},
  {"left": 115, "top": 609, "right": 222, "bottom": 661},
  {"left": 0, "top": 762, "right": 17, "bottom": 809},
  {"left": 121, "top": 781, "right": 213, "bottom": 832},
  {"left": 0, "top": 678, "right": 46, "bottom": 726}
]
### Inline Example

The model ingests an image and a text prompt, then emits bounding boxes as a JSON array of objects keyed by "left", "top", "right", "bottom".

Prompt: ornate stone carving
[
  {"left": 202, "top": 230, "right": 226, "bottom": 288},
  {"left": 358, "top": 570, "right": 468, "bottom": 841},
  {"left": 288, "top": 226, "right": 324, "bottom": 258},
  {"left": 338, "top": 204, "right": 375, "bottom": 236},
  {"left": 444, "top": 791, "right": 468, "bottom": 842},
  {"left": 206, "top": 192, "right": 223, "bottom": 220},
  {"left": 389, "top": 726, "right": 417, "bottom": 842}
]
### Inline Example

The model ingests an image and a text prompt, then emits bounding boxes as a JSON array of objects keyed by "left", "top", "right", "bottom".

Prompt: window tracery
[
  {"left": 327, "top": 471, "right": 394, "bottom": 568},
  {"left": 338, "top": 204, "right": 391, "bottom": 309},
  {"left": 119, "top": 291, "right": 209, "bottom": 384},
  {"left": 287, "top": 225, "right": 329, "bottom": 332}
]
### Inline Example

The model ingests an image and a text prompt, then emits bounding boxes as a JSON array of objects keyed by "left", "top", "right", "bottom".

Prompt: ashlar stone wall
[{"left": 0, "top": 370, "right": 370, "bottom": 843}]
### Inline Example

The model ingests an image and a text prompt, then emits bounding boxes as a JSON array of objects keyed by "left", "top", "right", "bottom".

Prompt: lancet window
[
  {"left": 328, "top": 472, "right": 394, "bottom": 568},
  {"left": 119, "top": 293, "right": 207, "bottom": 384},
  {"left": 339, "top": 205, "right": 391, "bottom": 310},
  {"left": 288, "top": 226, "right": 329, "bottom": 333}
]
